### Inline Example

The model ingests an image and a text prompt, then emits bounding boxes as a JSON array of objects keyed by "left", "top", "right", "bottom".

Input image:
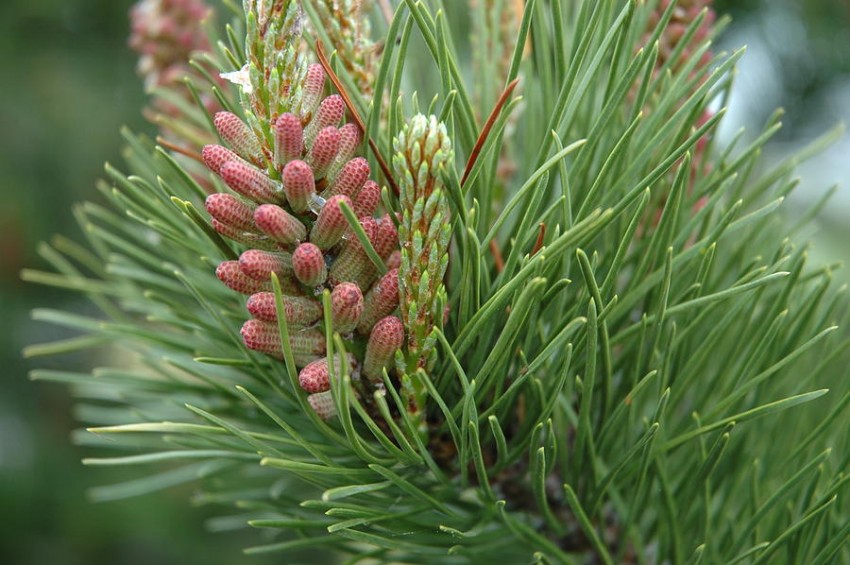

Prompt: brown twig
[
  {"left": 315, "top": 41, "right": 400, "bottom": 195},
  {"left": 156, "top": 137, "right": 205, "bottom": 164},
  {"left": 490, "top": 239, "right": 505, "bottom": 273},
  {"left": 531, "top": 223, "right": 546, "bottom": 256},
  {"left": 461, "top": 78, "right": 520, "bottom": 186},
  {"left": 377, "top": 0, "right": 394, "bottom": 24}
]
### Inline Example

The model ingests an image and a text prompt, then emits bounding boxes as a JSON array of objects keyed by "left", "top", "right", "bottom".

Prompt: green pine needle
[{"left": 24, "top": 1, "right": 850, "bottom": 563}]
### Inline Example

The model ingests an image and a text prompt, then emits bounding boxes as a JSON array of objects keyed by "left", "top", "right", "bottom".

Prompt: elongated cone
[
  {"left": 202, "top": 144, "right": 243, "bottom": 174},
  {"left": 394, "top": 114, "right": 453, "bottom": 366},
  {"left": 292, "top": 243, "right": 327, "bottom": 287},
  {"left": 331, "top": 282, "right": 363, "bottom": 333},
  {"left": 307, "top": 390, "right": 337, "bottom": 420},
  {"left": 349, "top": 216, "right": 396, "bottom": 289},
  {"left": 308, "top": 127, "right": 340, "bottom": 179},
  {"left": 299, "top": 358, "right": 331, "bottom": 393},
  {"left": 214, "top": 111, "right": 262, "bottom": 163},
  {"left": 386, "top": 249, "right": 401, "bottom": 270},
  {"left": 274, "top": 113, "right": 304, "bottom": 166},
  {"left": 335, "top": 123, "right": 362, "bottom": 164},
  {"left": 239, "top": 249, "right": 292, "bottom": 281},
  {"left": 240, "top": 320, "right": 280, "bottom": 357},
  {"left": 298, "top": 354, "right": 354, "bottom": 394},
  {"left": 300, "top": 64, "right": 326, "bottom": 120},
  {"left": 205, "top": 193, "right": 255, "bottom": 231},
  {"left": 241, "top": 320, "right": 325, "bottom": 366},
  {"left": 211, "top": 218, "right": 245, "bottom": 241},
  {"left": 247, "top": 292, "right": 322, "bottom": 325},
  {"left": 372, "top": 215, "right": 398, "bottom": 259},
  {"left": 211, "top": 219, "right": 278, "bottom": 250},
  {"left": 220, "top": 160, "right": 278, "bottom": 203},
  {"left": 328, "top": 217, "right": 377, "bottom": 287},
  {"left": 304, "top": 94, "right": 345, "bottom": 146},
  {"left": 254, "top": 204, "right": 306, "bottom": 245},
  {"left": 129, "top": 0, "right": 212, "bottom": 90},
  {"left": 353, "top": 180, "right": 380, "bottom": 218},
  {"left": 363, "top": 316, "right": 404, "bottom": 381},
  {"left": 216, "top": 261, "right": 272, "bottom": 295},
  {"left": 290, "top": 328, "right": 327, "bottom": 367},
  {"left": 325, "top": 157, "right": 369, "bottom": 199},
  {"left": 310, "top": 195, "right": 352, "bottom": 250},
  {"left": 281, "top": 160, "right": 316, "bottom": 213},
  {"left": 357, "top": 268, "right": 399, "bottom": 334}
]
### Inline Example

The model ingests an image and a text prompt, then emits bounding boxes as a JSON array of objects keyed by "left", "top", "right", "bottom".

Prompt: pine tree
[{"left": 24, "top": 1, "right": 850, "bottom": 563}]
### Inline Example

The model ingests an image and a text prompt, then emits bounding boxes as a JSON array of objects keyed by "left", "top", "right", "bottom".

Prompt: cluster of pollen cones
[
  {"left": 202, "top": 63, "right": 404, "bottom": 419},
  {"left": 129, "top": 0, "right": 213, "bottom": 90}
]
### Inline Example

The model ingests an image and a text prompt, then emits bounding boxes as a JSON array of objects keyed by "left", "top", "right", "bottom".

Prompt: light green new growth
[
  {"left": 241, "top": 0, "right": 306, "bottom": 153},
  {"left": 308, "top": 0, "right": 377, "bottom": 97},
  {"left": 393, "top": 113, "right": 453, "bottom": 435},
  {"left": 395, "top": 113, "right": 453, "bottom": 368},
  {"left": 23, "top": 1, "right": 850, "bottom": 564}
]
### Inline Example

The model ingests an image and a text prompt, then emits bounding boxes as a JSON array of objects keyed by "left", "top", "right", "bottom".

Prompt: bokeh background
[{"left": 1, "top": 0, "right": 847, "bottom": 563}]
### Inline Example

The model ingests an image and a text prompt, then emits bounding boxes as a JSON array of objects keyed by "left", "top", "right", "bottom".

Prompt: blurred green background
[
  {"left": 0, "top": 1, "right": 274, "bottom": 563},
  {"left": 715, "top": 0, "right": 850, "bottom": 273},
  {"left": 1, "top": 0, "right": 848, "bottom": 563}
]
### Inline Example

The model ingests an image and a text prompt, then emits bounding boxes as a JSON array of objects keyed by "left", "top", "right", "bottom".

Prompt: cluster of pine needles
[{"left": 23, "top": 1, "right": 850, "bottom": 563}]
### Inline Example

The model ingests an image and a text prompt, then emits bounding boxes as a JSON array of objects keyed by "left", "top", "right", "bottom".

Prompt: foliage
[{"left": 24, "top": 0, "right": 850, "bottom": 563}]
